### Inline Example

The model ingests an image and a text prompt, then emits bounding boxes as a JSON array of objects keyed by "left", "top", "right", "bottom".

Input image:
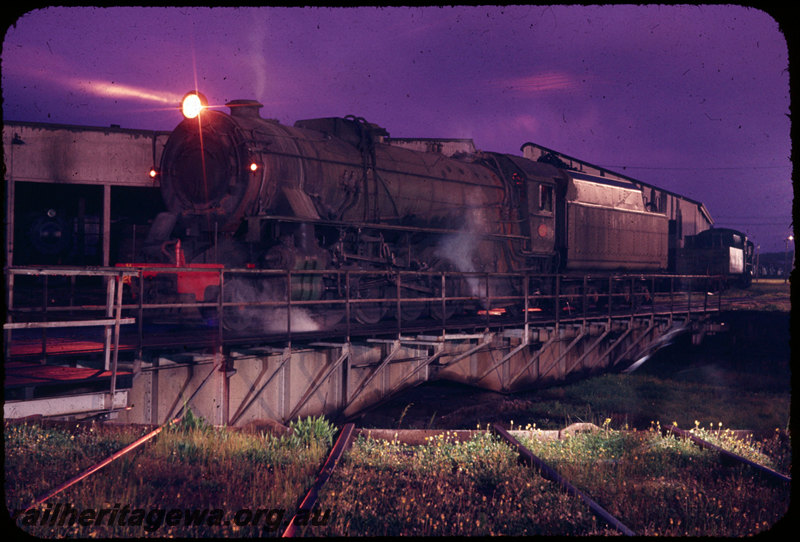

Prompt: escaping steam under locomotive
[{"left": 117, "top": 91, "right": 753, "bottom": 331}]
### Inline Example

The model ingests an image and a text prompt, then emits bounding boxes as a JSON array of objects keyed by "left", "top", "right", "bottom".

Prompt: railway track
[{"left": 8, "top": 419, "right": 790, "bottom": 537}]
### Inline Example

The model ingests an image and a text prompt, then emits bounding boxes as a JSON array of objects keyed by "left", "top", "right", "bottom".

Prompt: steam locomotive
[{"left": 121, "top": 91, "right": 752, "bottom": 328}]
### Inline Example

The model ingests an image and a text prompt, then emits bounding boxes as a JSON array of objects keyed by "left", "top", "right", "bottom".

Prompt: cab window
[{"left": 539, "top": 185, "right": 553, "bottom": 213}]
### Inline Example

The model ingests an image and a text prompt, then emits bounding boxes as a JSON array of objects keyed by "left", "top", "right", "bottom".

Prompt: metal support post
[
  {"left": 506, "top": 333, "right": 558, "bottom": 389},
  {"left": 109, "top": 273, "right": 124, "bottom": 411},
  {"left": 343, "top": 339, "right": 401, "bottom": 412},
  {"left": 538, "top": 327, "right": 586, "bottom": 380},
  {"left": 288, "top": 343, "right": 351, "bottom": 420}
]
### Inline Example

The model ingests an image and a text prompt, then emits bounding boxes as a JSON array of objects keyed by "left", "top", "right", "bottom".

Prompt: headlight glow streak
[{"left": 72, "top": 78, "right": 182, "bottom": 105}]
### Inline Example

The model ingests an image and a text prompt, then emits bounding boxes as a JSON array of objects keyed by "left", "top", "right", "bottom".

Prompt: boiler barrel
[{"left": 159, "top": 105, "right": 509, "bottom": 235}]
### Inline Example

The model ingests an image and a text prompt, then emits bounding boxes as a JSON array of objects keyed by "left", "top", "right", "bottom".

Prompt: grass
[
  {"left": 520, "top": 367, "right": 790, "bottom": 433},
  {"left": 6, "top": 414, "right": 336, "bottom": 538},
  {"left": 308, "top": 431, "right": 615, "bottom": 536},
  {"left": 360, "top": 307, "right": 791, "bottom": 436},
  {"left": 687, "top": 421, "right": 791, "bottom": 473},
  {"left": 6, "top": 411, "right": 791, "bottom": 537},
  {"left": 517, "top": 422, "right": 791, "bottom": 536},
  {"left": 4, "top": 422, "right": 152, "bottom": 510},
  {"left": 722, "top": 279, "right": 791, "bottom": 311}
]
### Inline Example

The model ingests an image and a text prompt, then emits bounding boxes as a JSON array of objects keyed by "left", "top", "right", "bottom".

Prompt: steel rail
[
  {"left": 22, "top": 415, "right": 183, "bottom": 514},
  {"left": 282, "top": 423, "right": 356, "bottom": 538},
  {"left": 21, "top": 357, "right": 223, "bottom": 513},
  {"left": 667, "top": 426, "right": 791, "bottom": 484},
  {"left": 491, "top": 424, "right": 637, "bottom": 536}
]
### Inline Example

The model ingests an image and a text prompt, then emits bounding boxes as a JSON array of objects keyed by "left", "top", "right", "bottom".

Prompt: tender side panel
[{"left": 566, "top": 203, "right": 669, "bottom": 271}]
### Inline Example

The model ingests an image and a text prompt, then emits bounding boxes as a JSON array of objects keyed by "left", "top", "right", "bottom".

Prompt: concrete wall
[
  {"left": 3, "top": 121, "right": 169, "bottom": 187},
  {"left": 4, "top": 121, "right": 170, "bottom": 267}
]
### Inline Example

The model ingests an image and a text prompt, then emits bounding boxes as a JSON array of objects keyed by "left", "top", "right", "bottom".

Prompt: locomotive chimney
[{"left": 226, "top": 99, "right": 264, "bottom": 119}]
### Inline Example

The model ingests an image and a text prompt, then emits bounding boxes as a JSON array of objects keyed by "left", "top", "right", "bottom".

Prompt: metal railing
[
  {"left": 5, "top": 265, "right": 726, "bottom": 357},
  {"left": 4, "top": 266, "right": 139, "bottom": 412}
]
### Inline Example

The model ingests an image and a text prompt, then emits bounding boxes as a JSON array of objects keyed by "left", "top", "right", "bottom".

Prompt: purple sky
[{"left": 2, "top": 5, "right": 793, "bottom": 253}]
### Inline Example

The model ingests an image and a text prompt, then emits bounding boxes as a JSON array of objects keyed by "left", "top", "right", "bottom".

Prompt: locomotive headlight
[
  {"left": 249, "top": 162, "right": 259, "bottom": 173},
  {"left": 181, "top": 91, "right": 208, "bottom": 119}
]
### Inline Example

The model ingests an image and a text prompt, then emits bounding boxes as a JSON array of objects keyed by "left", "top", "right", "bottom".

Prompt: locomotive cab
[{"left": 483, "top": 154, "right": 563, "bottom": 273}]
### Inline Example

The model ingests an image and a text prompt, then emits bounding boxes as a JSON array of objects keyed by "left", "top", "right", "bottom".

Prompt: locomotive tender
[
  {"left": 676, "top": 227, "right": 754, "bottom": 288},
  {"left": 127, "top": 91, "right": 748, "bottom": 327}
]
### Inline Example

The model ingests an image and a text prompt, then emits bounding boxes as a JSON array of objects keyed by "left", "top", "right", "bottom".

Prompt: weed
[
  {"left": 284, "top": 415, "right": 336, "bottom": 448},
  {"left": 396, "top": 403, "right": 413, "bottom": 429}
]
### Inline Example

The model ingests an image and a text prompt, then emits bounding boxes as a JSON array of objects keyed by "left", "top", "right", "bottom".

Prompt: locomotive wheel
[
  {"left": 219, "top": 276, "right": 288, "bottom": 333},
  {"left": 393, "top": 278, "right": 427, "bottom": 322},
  {"left": 221, "top": 278, "right": 257, "bottom": 333},
  {"left": 311, "top": 288, "right": 346, "bottom": 328},
  {"left": 398, "top": 292, "right": 426, "bottom": 322},
  {"left": 350, "top": 275, "right": 389, "bottom": 325}
]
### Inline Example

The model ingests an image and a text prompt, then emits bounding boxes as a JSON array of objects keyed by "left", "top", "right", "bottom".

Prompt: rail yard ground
[{"left": 5, "top": 280, "right": 792, "bottom": 537}]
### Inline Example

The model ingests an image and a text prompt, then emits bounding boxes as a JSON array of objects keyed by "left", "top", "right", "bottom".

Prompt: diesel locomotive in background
[{"left": 29, "top": 90, "right": 751, "bottom": 328}]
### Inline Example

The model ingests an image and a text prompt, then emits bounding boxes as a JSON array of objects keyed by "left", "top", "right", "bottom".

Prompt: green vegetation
[
  {"left": 688, "top": 421, "right": 791, "bottom": 473},
  {"left": 309, "top": 431, "right": 614, "bottom": 536},
  {"left": 6, "top": 414, "right": 336, "bottom": 538},
  {"left": 6, "top": 413, "right": 789, "bottom": 537},
  {"left": 363, "top": 310, "right": 791, "bottom": 436},
  {"left": 723, "top": 279, "right": 791, "bottom": 311},
  {"left": 517, "top": 422, "right": 790, "bottom": 536},
  {"left": 4, "top": 422, "right": 151, "bottom": 509},
  {"left": 516, "top": 368, "right": 791, "bottom": 433}
]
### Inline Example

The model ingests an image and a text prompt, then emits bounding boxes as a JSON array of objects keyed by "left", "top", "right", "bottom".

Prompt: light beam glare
[{"left": 70, "top": 78, "right": 184, "bottom": 105}]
